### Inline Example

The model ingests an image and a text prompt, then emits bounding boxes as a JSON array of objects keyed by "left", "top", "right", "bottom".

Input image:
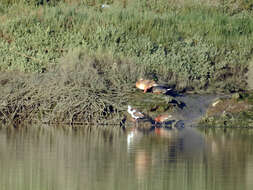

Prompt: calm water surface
[{"left": 0, "top": 126, "right": 253, "bottom": 190}]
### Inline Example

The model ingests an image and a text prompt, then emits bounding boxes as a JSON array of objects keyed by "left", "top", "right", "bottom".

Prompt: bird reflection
[{"left": 126, "top": 127, "right": 205, "bottom": 179}]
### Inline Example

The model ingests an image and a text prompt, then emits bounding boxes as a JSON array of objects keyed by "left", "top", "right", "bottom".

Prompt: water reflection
[{"left": 0, "top": 126, "right": 253, "bottom": 190}]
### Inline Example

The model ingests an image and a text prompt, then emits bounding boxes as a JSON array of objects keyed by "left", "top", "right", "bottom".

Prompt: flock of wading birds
[{"left": 127, "top": 79, "right": 174, "bottom": 125}]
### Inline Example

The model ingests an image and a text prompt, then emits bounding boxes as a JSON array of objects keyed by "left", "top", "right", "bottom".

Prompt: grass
[
  {"left": 0, "top": 0, "right": 252, "bottom": 91},
  {"left": 0, "top": 0, "right": 253, "bottom": 124}
]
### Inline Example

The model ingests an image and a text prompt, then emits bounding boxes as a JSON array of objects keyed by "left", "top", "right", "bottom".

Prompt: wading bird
[
  {"left": 154, "top": 114, "right": 172, "bottom": 124},
  {"left": 127, "top": 105, "right": 145, "bottom": 121}
]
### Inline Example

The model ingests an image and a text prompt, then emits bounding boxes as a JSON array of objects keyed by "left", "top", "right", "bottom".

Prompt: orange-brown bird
[
  {"left": 154, "top": 114, "right": 172, "bottom": 124},
  {"left": 136, "top": 79, "right": 158, "bottom": 93}
]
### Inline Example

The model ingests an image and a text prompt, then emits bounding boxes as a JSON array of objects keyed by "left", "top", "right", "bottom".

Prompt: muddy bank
[
  {"left": 0, "top": 70, "right": 212, "bottom": 127},
  {"left": 198, "top": 91, "right": 253, "bottom": 128},
  {"left": 0, "top": 66, "right": 251, "bottom": 128},
  {"left": 0, "top": 51, "right": 213, "bottom": 127}
]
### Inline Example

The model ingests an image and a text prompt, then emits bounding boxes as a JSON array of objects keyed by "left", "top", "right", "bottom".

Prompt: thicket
[
  {"left": 0, "top": 51, "right": 146, "bottom": 125},
  {"left": 0, "top": 0, "right": 253, "bottom": 124}
]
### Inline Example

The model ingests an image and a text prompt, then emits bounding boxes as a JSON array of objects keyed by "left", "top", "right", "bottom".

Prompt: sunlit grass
[{"left": 0, "top": 0, "right": 252, "bottom": 92}]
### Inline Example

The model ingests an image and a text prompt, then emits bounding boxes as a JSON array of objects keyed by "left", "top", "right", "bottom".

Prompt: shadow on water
[{"left": 0, "top": 126, "right": 253, "bottom": 190}]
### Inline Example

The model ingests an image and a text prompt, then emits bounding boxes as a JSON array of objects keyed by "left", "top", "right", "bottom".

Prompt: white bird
[{"left": 127, "top": 105, "right": 145, "bottom": 121}]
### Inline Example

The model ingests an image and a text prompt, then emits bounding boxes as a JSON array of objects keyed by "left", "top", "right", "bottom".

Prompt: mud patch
[{"left": 199, "top": 91, "right": 253, "bottom": 128}]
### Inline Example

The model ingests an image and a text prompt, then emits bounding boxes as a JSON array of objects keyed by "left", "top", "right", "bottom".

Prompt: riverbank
[
  {"left": 0, "top": 52, "right": 186, "bottom": 126},
  {"left": 0, "top": 0, "right": 253, "bottom": 126},
  {"left": 198, "top": 91, "right": 253, "bottom": 128}
]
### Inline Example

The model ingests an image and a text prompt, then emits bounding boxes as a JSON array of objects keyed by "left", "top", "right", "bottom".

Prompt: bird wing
[{"left": 133, "top": 111, "right": 144, "bottom": 118}]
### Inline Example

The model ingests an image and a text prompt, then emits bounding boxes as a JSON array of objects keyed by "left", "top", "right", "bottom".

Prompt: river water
[{"left": 0, "top": 126, "right": 253, "bottom": 190}]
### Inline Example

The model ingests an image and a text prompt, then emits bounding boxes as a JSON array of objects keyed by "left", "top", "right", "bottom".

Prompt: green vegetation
[
  {"left": 0, "top": 49, "right": 184, "bottom": 125},
  {"left": 1, "top": 0, "right": 253, "bottom": 91},
  {"left": 0, "top": 51, "right": 142, "bottom": 125},
  {"left": 1, "top": 0, "right": 253, "bottom": 125}
]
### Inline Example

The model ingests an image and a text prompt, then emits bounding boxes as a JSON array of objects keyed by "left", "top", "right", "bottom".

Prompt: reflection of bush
[{"left": 200, "top": 128, "right": 253, "bottom": 189}]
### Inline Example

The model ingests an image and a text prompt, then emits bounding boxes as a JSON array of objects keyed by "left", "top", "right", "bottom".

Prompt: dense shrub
[
  {"left": 0, "top": 51, "right": 144, "bottom": 124},
  {"left": 0, "top": 0, "right": 252, "bottom": 91}
]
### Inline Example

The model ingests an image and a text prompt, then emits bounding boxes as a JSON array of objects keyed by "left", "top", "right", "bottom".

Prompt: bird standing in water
[
  {"left": 154, "top": 114, "right": 172, "bottom": 124},
  {"left": 127, "top": 105, "right": 145, "bottom": 121}
]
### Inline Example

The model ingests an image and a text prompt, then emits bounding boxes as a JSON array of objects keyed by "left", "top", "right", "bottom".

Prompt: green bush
[{"left": 0, "top": 0, "right": 252, "bottom": 91}]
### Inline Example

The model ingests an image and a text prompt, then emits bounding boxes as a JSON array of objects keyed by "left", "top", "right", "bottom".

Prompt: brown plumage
[
  {"left": 154, "top": 114, "right": 172, "bottom": 123},
  {"left": 136, "top": 79, "right": 158, "bottom": 93}
]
